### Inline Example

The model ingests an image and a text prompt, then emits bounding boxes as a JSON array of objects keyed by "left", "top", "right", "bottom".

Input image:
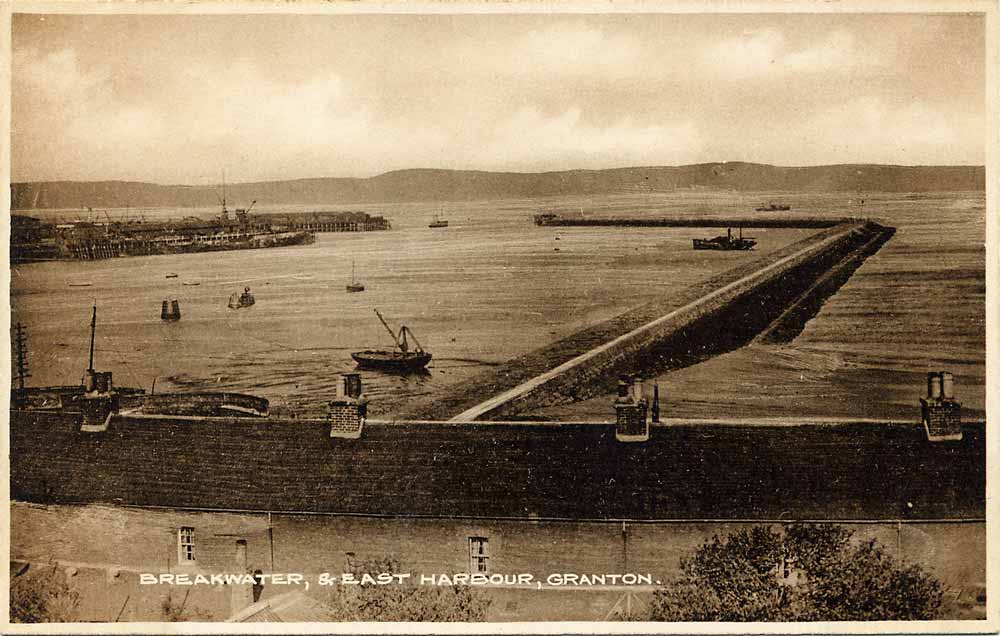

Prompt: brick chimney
[
  {"left": 921, "top": 370, "right": 962, "bottom": 441},
  {"left": 80, "top": 370, "right": 117, "bottom": 433},
  {"left": 614, "top": 376, "right": 652, "bottom": 442},
  {"left": 329, "top": 374, "right": 367, "bottom": 439}
]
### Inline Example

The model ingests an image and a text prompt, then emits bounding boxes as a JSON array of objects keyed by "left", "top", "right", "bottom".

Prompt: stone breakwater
[{"left": 397, "top": 221, "right": 894, "bottom": 421}]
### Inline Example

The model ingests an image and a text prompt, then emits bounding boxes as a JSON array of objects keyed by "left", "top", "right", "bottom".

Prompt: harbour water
[{"left": 11, "top": 191, "right": 984, "bottom": 419}]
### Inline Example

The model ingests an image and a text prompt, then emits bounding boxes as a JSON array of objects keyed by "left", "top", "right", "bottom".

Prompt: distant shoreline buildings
[{"left": 10, "top": 210, "right": 391, "bottom": 263}]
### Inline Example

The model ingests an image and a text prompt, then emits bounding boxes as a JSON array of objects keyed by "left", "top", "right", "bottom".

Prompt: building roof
[{"left": 10, "top": 412, "right": 984, "bottom": 521}]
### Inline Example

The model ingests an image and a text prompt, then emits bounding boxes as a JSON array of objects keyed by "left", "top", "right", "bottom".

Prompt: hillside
[{"left": 11, "top": 162, "right": 985, "bottom": 210}]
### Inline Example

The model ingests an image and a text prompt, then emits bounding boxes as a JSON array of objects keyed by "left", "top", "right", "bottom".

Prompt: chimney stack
[
  {"left": 80, "top": 370, "right": 117, "bottom": 432},
  {"left": 329, "top": 374, "right": 367, "bottom": 439},
  {"left": 614, "top": 376, "right": 652, "bottom": 442},
  {"left": 921, "top": 370, "right": 962, "bottom": 441}
]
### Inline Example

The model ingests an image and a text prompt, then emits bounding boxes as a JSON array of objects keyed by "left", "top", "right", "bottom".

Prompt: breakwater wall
[
  {"left": 433, "top": 221, "right": 893, "bottom": 421},
  {"left": 534, "top": 216, "right": 853, "bottom": 228}
]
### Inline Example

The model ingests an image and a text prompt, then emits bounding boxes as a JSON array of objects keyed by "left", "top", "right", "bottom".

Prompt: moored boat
[
  {"left": 352, "top": 309, "right": 432, "bottom": 372},
  {"left": 692, "top": 227, "right": 756, "bottom": 251},
  {"left": 228, "top": 287, "right": 255, "bottom": 309},
  {"left": 428, "top": 214, "right": 449, "bottom": 228},
  {"left": 346, "top": 261, "right": 365, "bottom": 293}
]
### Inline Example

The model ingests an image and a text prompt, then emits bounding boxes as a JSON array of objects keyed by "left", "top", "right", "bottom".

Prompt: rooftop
[{"left": 11, "top": 411, "right": 984, "bottom": 521}]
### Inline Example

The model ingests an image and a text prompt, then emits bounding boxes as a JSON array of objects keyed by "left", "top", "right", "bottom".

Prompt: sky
[{"left": 11, "top": 10, "right": 988, "bottom": 184}]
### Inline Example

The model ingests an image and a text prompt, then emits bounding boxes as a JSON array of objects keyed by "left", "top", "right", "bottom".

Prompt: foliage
[
  {"left": 160, "top": 591, "right": 212, "bottom": 622},
  {"left": 647, "top": 523, "right": 942, "bottom": 622},
  {"left": 10, "top": 564, "right": 81, "bottom": 623},
  {"left": 319, "top": 557, "right": 491, "bottom": 621}
]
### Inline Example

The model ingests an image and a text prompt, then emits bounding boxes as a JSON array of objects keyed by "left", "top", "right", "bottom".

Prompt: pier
[{"left": 398, "top": 220, "right": 895, "bottom": 421}]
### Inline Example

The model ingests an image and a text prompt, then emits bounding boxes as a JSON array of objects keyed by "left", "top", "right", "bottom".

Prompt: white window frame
[
  {"left": 469, "top": 536, "right": 489, "bottom": 574},
  {"left": 178, "top": 527, "right": 196, "bottom": 563}
]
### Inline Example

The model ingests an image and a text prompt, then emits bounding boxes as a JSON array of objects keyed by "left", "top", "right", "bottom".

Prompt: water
[
  {"left": 537, "top": 191, "right": 987, "bottom": 421},
  {"left": 12, "top": 191, "right": 983, "bottom": 419}
]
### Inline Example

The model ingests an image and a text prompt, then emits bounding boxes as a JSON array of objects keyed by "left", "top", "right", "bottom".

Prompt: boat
[
  {"left": 68, "top": 282, "right": 93, "bottom": 287},
  {"left": 228, "top": 287, "right": 255, "bottom": 309},
  {"left": 346, "top": 261, "right": 365, "bottom": 293},
  {"left": 181, "top": 282, "right": 201, "bottom": 286},
  {"left": 352, "top": 309, "right": 432, "bottom": 372},
  {"left": 428, "top": 214, "right": 449, "bottom": 228},
  {"left": 692, "top": 228, "right": 756, "bottom": 251},
  {"left": 755, "top": 202, "right": 791, "bottom": 211},
  {"left": 165, "top": 273, "right": 178, "bottom": 279}
]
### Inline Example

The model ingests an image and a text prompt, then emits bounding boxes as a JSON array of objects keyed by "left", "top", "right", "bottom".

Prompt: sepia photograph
[{"left": 5, "top": 1, "right": 995, "bottom": 630}]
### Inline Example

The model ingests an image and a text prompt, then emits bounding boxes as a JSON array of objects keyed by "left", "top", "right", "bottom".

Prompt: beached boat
[
  {"left": 352, "top": 309, "right": 432, "bottom": 372},
  {"left": 228, "top": 287, "right": 255, "bottom": 309},
  {"left": 346, "top": 261, "right": 365, "bottom": 293}
]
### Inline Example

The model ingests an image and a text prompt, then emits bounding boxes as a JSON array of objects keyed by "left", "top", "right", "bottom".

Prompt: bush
[
  {"left": 647, "top": 524, "right": 941, "bottom": 621},
  {"left": 10, "top": 564, "right": 80, "bottom": 623}
]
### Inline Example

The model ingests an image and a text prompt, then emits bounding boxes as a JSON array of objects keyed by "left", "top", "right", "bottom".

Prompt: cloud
[
  {"left": 782, "top": 31, "right": 864, "bottom": 73},
  {"left": 788, "top": 96, "right": 983, "bottom": 164},
  {"left": 467, "top": 106, "right": 701, "bottom": 171},
  {"left": 704, "top": 29, "right": 785, "bottom": 78},
  {"left": 703, "top": 29, "right": 878, "bottom": 79},
  {"left": 16, "top": 45, "right": 109, "bottom": 97},
  {"left": 454, "top": 21, "right": 644, "bottom": 79}
]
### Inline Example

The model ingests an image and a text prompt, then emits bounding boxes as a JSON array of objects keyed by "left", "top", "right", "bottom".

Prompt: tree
[
  {"left": 318, "top": 557, "right": 491, "bottom": 621},
  {"left": 647, "top": 523, "right": 942, "bottom": 622},
  {"left": 10, "top": 564, "right": 81, "bottom": 623}
]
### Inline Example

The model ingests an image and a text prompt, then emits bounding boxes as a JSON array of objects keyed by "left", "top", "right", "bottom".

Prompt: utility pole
[{"left": 13, "top": 322, "right": 29, "bottom": 390}]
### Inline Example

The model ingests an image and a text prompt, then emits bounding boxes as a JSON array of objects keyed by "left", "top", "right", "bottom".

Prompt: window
[
  {"left": 469, "top": 537, "right": 489, "bottom": 573},
  {"left": 178, "top": 527, "right": 196, "bottom": 563}
]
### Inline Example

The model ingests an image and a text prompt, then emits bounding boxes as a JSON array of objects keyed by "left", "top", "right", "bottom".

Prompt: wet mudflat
[
  {"left": 12, "top": 195, "right": 811, "bottom": 416},
  {"left": 12, "top": 190, "right": 983, "bottom": 420}
]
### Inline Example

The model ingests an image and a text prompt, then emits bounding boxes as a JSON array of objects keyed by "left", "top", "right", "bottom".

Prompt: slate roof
[{"left": 10, "top": 411, "right": 984, "bottom": 521}]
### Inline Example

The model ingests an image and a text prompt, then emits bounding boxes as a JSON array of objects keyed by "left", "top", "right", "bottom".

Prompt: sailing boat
[
  {"left": 346, "top": 261, "right": 365, "bottom": 293},
  {"left": 351, "top": 309, "right": 432, "bottom": 372}
]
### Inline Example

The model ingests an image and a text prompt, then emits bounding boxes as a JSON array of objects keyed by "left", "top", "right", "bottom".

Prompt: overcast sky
[{"left": 12, "top": 11, "right": 987, "bottom": 184}]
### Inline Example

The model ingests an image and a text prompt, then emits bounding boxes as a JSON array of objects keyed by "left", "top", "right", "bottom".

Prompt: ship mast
[
  {"left": 374, "top": 309, "right": 403, "bottom": 352},
  {"left": 87, "top": 303, "right": 97, "bottom": 373}
]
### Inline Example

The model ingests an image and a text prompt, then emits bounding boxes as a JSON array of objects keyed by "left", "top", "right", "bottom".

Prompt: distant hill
[{"left": 11, "top": 162, "right": 985, "bottom": 210}]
